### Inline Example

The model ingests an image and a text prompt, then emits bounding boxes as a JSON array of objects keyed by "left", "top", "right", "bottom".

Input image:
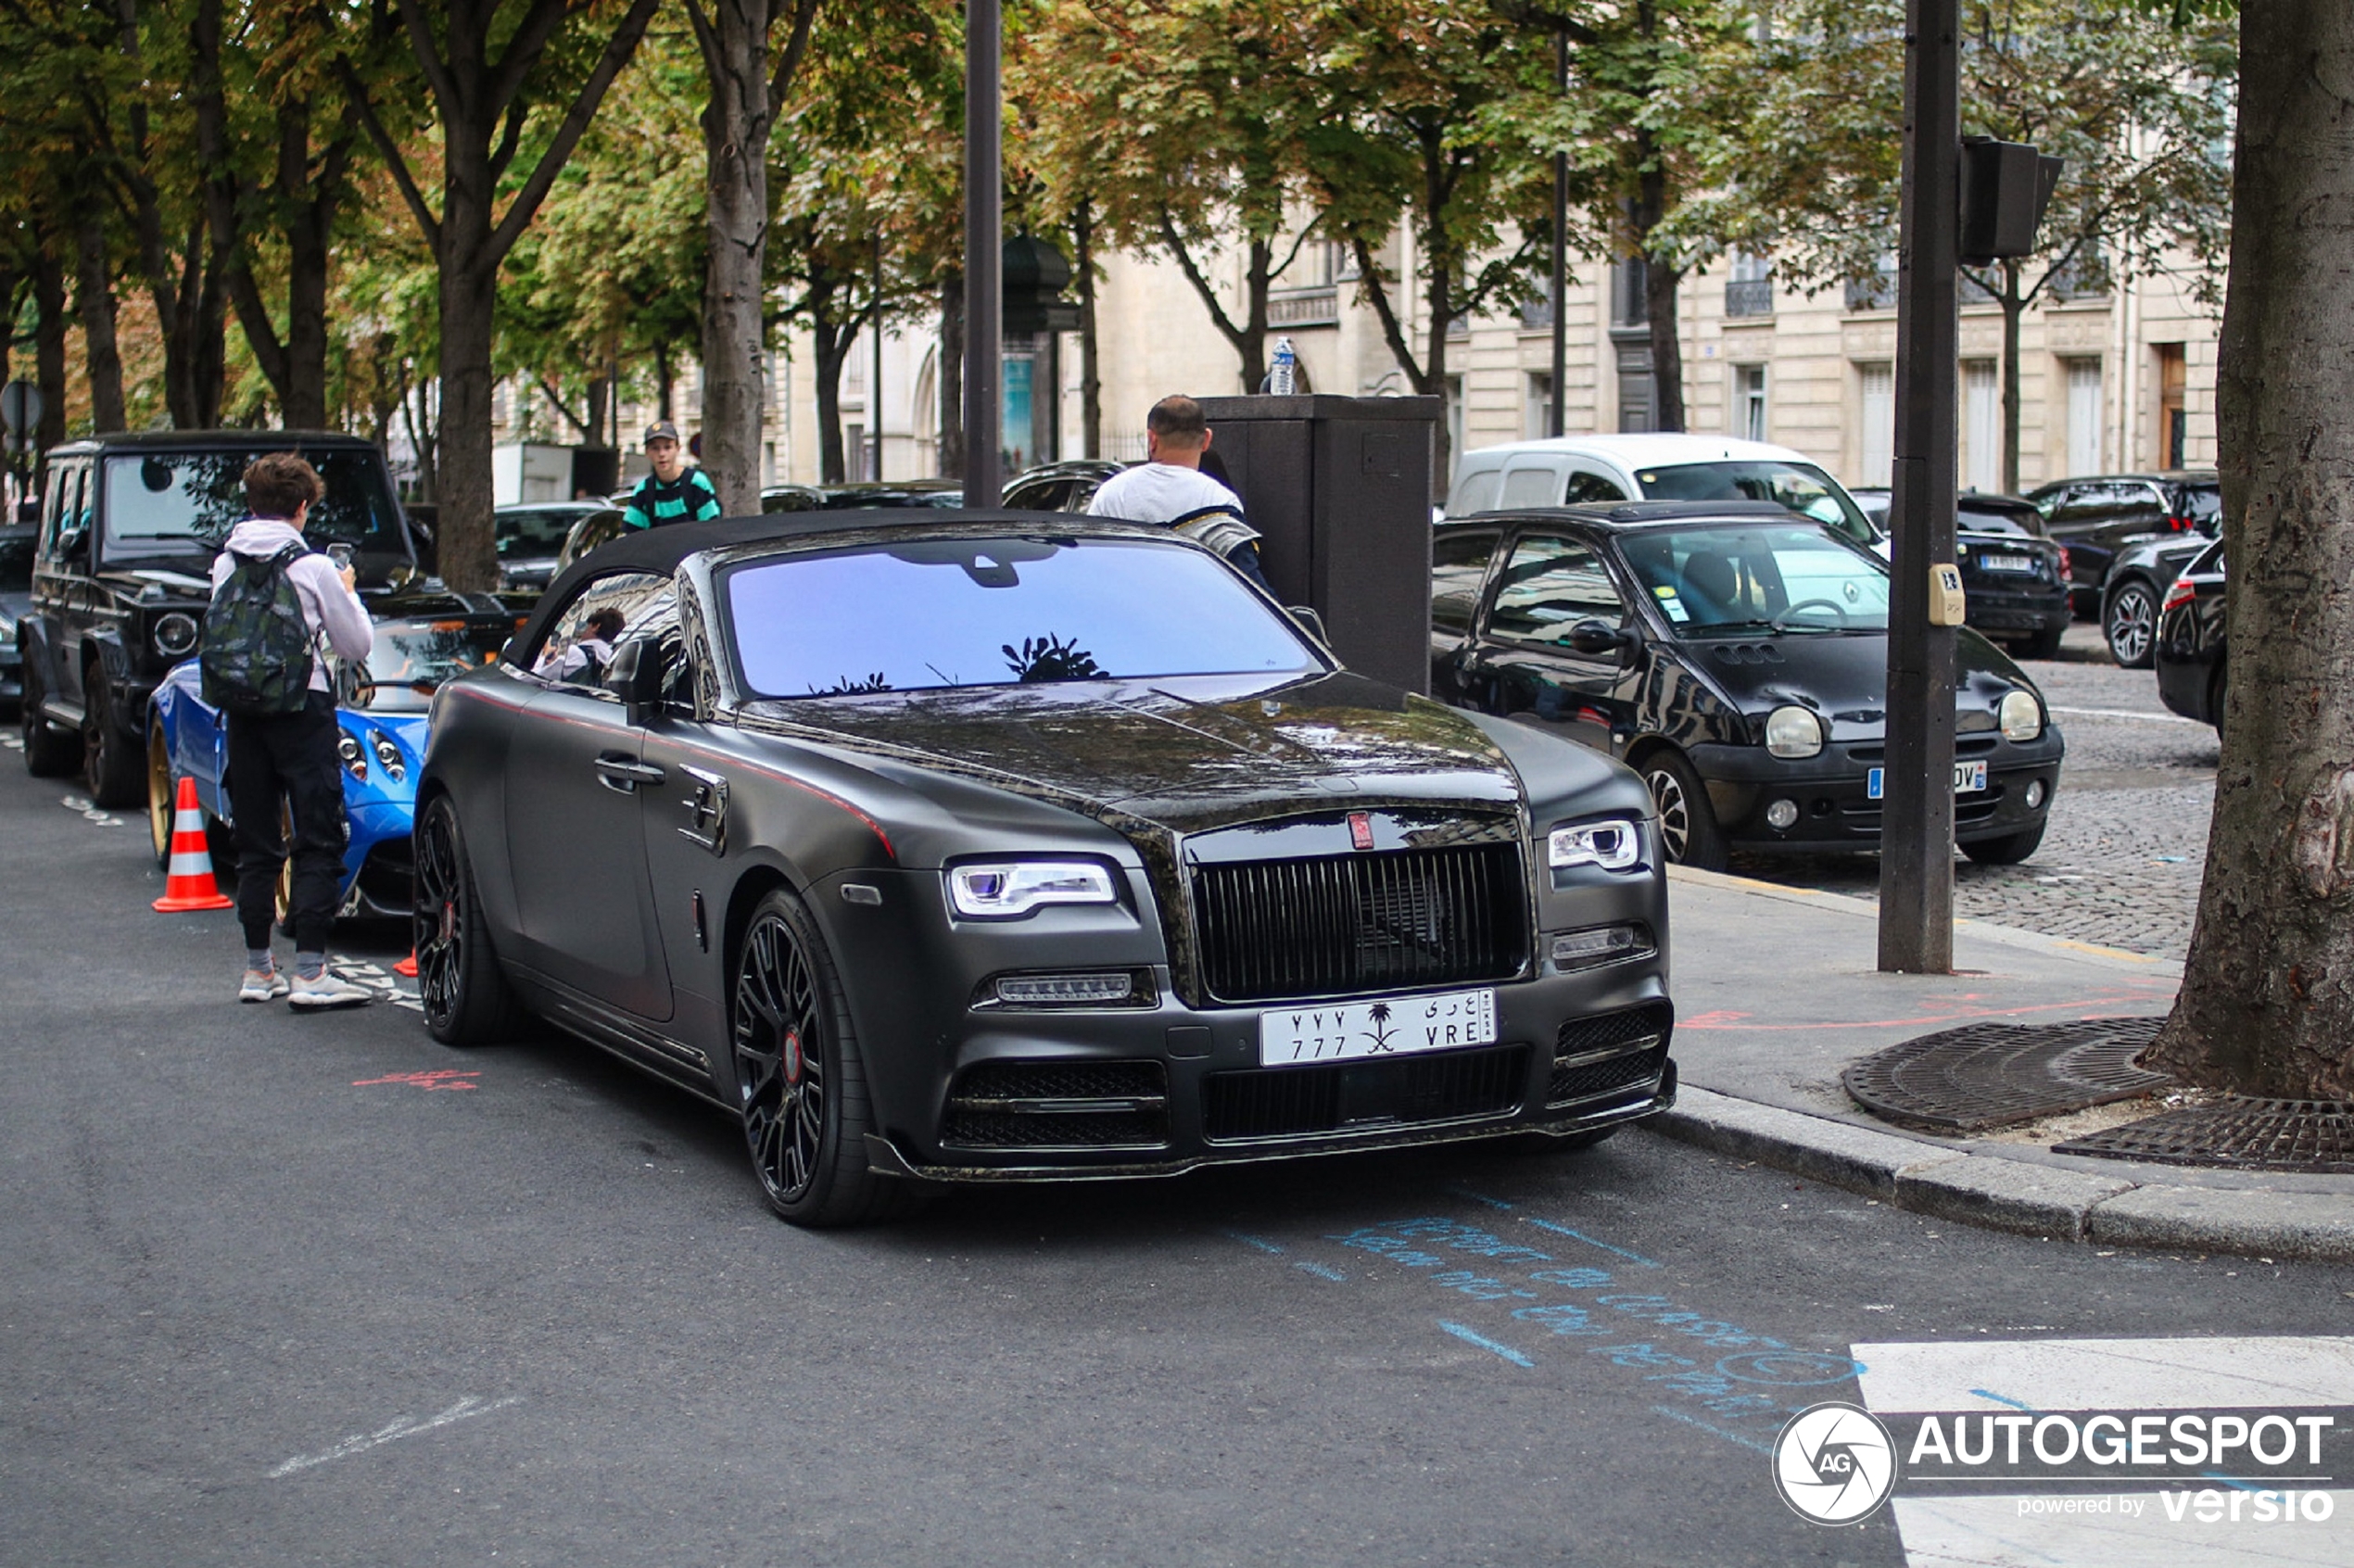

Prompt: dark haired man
[
  {"left": 1087, "top": 395, "right": 1272, "bottom": 591},
  {"left": 209, "top": 452, "right": 375, "bottom": 1008},
  {"left": 622, "top": 421, "right": 722, "bottom": 529}
]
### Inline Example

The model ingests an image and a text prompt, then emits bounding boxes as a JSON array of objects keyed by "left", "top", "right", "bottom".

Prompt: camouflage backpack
[{"left": 199, "top": 541, "right": 316, "bottom": 715}]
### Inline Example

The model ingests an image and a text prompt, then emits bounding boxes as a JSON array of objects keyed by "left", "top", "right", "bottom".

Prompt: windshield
[
  {"left": 727, "top": 537, "right": 1318, "bottom": 698},
  {"left": 1618, "top": 523, "right": 1892, "bottom": 634},
  {"left": 2170, "top": 483, "right": 2221, "bottom": 525},
  {"left": 1635, "top": 461, "right": 1879, "bottom": 550},
  {"left": 0, "top": 527, "right": 32, "bottom": 591},
  {"left": 498, "top": 507, "right": 596, "bottom": 556},
  {"left": 339, "top": 617, "right": 520, "bottom": 713},
  {"left": 101, "top": 449, "right": 407, "bottom": 563}
]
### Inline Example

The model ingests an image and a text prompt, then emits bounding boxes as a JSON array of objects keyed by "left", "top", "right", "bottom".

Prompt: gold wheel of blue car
[{"left": 734, "top": 901, "right": 829, "bottom": 1209}]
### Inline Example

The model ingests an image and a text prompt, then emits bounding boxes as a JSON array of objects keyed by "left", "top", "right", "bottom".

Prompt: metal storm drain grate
[
  {"left": 1843, "top": 1016, "right": 2171, "bottom": 1133},
  {"left": 2054, "top": 1098, "right": 2354, "bottom": 1174}
]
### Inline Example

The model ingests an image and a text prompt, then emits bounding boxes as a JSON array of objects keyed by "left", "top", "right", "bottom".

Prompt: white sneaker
[
  {"left": 287, "top": 968, "right": 373, "bottom": 1010},
  {"left": 239, "top": 967, "right": 289, "bottom": 1004}
]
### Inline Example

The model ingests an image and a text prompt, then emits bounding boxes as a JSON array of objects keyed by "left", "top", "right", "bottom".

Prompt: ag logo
[{"left": 1772, "top": 1401, "right": 1897, "bottom": 1524}]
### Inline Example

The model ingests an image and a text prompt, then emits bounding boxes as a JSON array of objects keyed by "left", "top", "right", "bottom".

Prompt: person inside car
[
  {"left": 1086, "top": 396, "right": 1273, "bottom": 592},
  {"left": 534, "top": 607, "right": 626, "bottom": 682},
  {"left": 205, "top": 452, "right": 375, "bottom": 1009}
]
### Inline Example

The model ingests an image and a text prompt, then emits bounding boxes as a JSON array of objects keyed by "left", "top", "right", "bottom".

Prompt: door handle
[{"left": 594, "top": 754, "right": 665, "bottom": 793}]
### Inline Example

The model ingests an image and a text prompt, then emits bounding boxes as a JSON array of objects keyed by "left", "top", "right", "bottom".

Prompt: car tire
[
  {"left": 146, "top": 720, "right": 175, "bottom": 869},
  {"left": 82, "top": 671, "right": 145, "bottom": 809},
  {"left": 2018, "top": 625, "right": 2066, "bottom": 661},
  {"left": 1962, "top": 823, "right": 2045, "bottom": 866},
  {"left": 731, "top": 886, "right": 926, "bottom": 1228},
  {"left": 19, "top": 662, "right": 79, "bottom": 777},
  {"left": 1639, "top": 749, "right": 1728, "bottom": 873},
  {"left": 2103, "top": 579, "right": 2158, "bottom": 669},
  {"left": 414, "top": 794, "right": 526, "bottom": 1045}
]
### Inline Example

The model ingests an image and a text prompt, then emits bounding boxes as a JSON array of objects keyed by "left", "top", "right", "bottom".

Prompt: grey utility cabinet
[{"left": 1194, "top": 394, "right": 1440, "bottom": 694}]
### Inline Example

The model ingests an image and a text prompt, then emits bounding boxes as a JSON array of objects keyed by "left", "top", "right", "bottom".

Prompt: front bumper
[
  {"left": 1690, "top": 732, "right": 2064, "bottom": 851},
  {"left": 1963, "top": 582, "right": 2070, "bottom": 637}
]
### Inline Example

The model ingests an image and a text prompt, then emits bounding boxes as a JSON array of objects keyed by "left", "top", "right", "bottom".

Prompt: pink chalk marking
[{"left": 352, "top": 1069, "right": 481, "bottom": 1092}]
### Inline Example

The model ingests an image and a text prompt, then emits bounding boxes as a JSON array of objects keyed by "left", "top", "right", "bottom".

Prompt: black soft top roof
[{"left": 514, "top": 507, "right": 1171, "bottom": 657}]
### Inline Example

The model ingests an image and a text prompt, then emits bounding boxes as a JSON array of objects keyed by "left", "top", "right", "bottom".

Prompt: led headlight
[
  {"left": 1548, "top": 818, "right": 1643, "bottom": 871},
  {"left": 1550, "top": 924, "right": 1653, "bottom": 971},
  {"left": 948, "top": 861, "right": 1119, "bottom": 918},
  {"left": 370, "top": 729, "right": 407, "bottom": 783},
  {"left": 336, "top": 732, "right": 367, "bottom": 780},
  {"left": 0, "top": 618, "right": 17, "bottom": 648},
  {"left": 991, "top": 971, "right": 1138, "bottom": 1006},
  {"left": 1765, "top": 703, "right": 1825, "bottom": 759},
  {"left": 152, "top": 612, "right": 199, "bottom": 657},
  {"left": 1999, "top": 689, "right": 2043, "bottom": 742}
]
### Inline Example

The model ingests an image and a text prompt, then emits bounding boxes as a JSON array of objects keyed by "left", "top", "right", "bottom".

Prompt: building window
[
  {"left": 1525, "top": 372, "right": 1555, "bottom": 438},
  {"left": 2156, "top": 344, "right": 2187, "bottom": 469},
  {"left": 1857, "top": 361, "right": 1894, "bottom": 487},
  {"left": 1446, "top": 375, "right": 1466, "bottom": 467},
  {"left": 2065, "top": 358, "right": 2104, "bottom": 475},
  {"left": 1963, "top": 360, "right": 1998, "bottom": 491},
  {"left": 1845, "top": 257, "right": 1898, "bottom": 312},
  {"left": 1613, "top": 258, "right": 1649, "bottom": 327},
  {"left": 1735, "top": 365, "right": 1767, "bottom": 443},
  {"left": 1725, "top": 250, "right": 1774, "bottom": 318}
]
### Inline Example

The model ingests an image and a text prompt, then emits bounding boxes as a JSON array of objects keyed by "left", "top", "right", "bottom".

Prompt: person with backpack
[{"left": 201, "top": 453, "right": 376, "bottom": 1008}]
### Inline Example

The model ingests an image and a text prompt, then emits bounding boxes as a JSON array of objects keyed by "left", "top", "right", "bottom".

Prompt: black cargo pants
[{"left": 225, "top": 689, "right": 348, "bottom": 954}]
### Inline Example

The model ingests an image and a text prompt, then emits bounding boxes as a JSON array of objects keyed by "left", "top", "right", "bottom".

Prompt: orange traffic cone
[
  {"left": 394, "top": 951, "right": 418, "bottom": 977},
  {"left": 152, "top": 777, "right": 235, "bottom": 913}
]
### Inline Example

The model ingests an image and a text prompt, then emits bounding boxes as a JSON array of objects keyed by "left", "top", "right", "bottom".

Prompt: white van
[{"left": 1445, "top": 434, "right": 1884, "bottom": 554}]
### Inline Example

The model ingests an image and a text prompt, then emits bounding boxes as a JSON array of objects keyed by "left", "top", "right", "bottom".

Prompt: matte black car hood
[
  {"left": 742, "top": 671, "right": 1527, "bottom": 837},
  {"left": 1678, "top": 629, "right": 2034, "bottom": 738}
]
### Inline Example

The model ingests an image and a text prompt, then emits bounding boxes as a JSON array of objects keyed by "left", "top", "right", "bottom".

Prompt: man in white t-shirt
[{"left": 1087, "top": 395, "right": 1272, "bottom": 592}]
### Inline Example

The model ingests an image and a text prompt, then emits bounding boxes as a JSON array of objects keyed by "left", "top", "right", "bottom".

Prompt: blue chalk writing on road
[
  {"left": 1520, "top": 1217, "right": 1663, "bottom": 1268},
  {"left": 1221, "top": 1230, "right": 1285, "bottom": 1255},
  {"left": 1294, "top": 1260, "right": 1347, "bottom": 1282},
  {"left": 1440, "top": 1321, "right": 1536, "bottom": 1368}
]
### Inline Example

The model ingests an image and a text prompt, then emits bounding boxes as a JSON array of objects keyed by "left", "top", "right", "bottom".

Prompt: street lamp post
[
  {"left": 1549, "top": 32, "right": 1567, "bottom": 439},
  {"left": 1878, "top": 0, "right": 1962, "bottom": 972},
  {"left": 963, "top": 0, "right": 1003, "bottom": 508}
]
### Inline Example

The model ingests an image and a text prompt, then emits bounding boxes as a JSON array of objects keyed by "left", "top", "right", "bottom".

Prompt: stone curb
[{"left": 1646, "top": 1087, "right": 2354, "bottom": 1262}]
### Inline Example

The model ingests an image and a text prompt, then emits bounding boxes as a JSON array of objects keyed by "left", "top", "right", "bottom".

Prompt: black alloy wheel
[
  {"left": 146, "top": 721, "right": 174, "bottom": 868},
  {"left": 19, "top": 662, "right": 79, "bottom": 777},
  {"left": 731, "top": 888, "right": 920, "bottom": 1227},
  {"left": 82, "top": 671, "right": 144, "bottom": 808},
  {"left": 414, "top": 794, "right": 525, "bottom": 1044},
  {"left": 1639, "top": 749, "right": 1728, "bottom": 873},
  {"left": 2104, "top": 579, "right": 2158, "bottom": 669}
]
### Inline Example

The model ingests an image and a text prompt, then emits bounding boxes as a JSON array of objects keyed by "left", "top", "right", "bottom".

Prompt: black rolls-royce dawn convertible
[{"left": 417, "top": 512, "right": 1676, "bottom": 1225}]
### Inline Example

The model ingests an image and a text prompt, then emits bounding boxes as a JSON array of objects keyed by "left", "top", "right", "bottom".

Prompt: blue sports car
[{"left": 146, "top": 591, "right": 529, "bottom": 917}]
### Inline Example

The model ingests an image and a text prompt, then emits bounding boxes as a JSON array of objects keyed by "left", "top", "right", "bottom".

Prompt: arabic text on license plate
[
  {"left": 1867, "top": 761, "right": 1989, "bottom": 800},
  {"left": 1980, "top": 554, "right": 2033, "bottom": 573},
  {"left": 1259, "top": 987, "right": 1498, "bottom": 1067}
]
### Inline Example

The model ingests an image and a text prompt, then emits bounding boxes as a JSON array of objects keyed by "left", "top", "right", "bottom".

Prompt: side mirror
[
  {"left": 1286, "top": 604, "right": 1330, "bottom": 646},
  {"left": 603, "top": 638, "right": 664, "bottom": 722},
  {"left": 1566, "top": 618, "right": 1630, "bottom": 658}
]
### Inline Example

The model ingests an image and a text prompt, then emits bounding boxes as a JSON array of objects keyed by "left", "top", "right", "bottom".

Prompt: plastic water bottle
[{"left": 1269, "top": 336, "right": 1297, "bottom": 396}]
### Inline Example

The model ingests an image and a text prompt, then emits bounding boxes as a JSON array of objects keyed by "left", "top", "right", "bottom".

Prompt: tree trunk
[
  {"left": 278, "top": 105, "right": 348, "bottom": 430},
  {"left": 2000, "top": 263, "right": 2023, "bottom": 493},
  {"left": 938, "top": 272, "right": 964, "bottom": 476},
  {"left": 693, "top": 0, "right": 775, "bottom": 518},
  {"left": 1421, "top": 244, "right": 1453, "bottom": 487},
  {"left": 1075, "top": 203, "right": 1100, "bottom": 457},
  {"left": 1642, "top": 258, "right": 1685, "bottom": 434},
  {"left": 813, "top": 298, "right": 851, "bottom": 485},
  {"left": 32, "top": 246, "right": 68, "bottom": 453},
  {"left": 2141, "top": 0, "right": 2354, "bottom": 1097},
  {"left": 73, "top": 219, "right": 128, "bottom": 433},
  {"left": 587, "top": 375, "right": 610, "bottom": 451}
]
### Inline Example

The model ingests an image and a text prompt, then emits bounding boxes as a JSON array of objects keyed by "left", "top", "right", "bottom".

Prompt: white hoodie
[{"left": 209, "top": 519, "right": 375, "bottom": 693}]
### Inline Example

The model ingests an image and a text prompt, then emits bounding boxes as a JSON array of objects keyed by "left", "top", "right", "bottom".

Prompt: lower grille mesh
[
  {"left": 1203, "top": 1044, "right": 1529, "bottom": 1142},
  {"left": 1549, "top": 1003, "right": 1675, "bottom": 1107},
  {"left": 943, "top": 1059, "right": 1169, "bottom": 1150}
]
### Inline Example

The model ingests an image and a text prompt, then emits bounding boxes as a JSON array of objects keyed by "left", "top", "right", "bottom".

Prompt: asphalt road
[
  {"left": 1733, "top": 624, "right": 2217, "bottom": 958},
  {"left": 2, "top": 727, "right": 2345, "bottom": 1568}
]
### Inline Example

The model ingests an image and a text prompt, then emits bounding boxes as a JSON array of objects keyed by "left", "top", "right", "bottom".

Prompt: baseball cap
[{"left": 643, "top": 421, "right": 681, "bottom": 446}]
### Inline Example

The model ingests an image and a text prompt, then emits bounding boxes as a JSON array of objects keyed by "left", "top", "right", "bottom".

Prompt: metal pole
[
  {"left": 1878, "top": 0, "right": 1962, "bottom": 973},
  {"left": 962, "top": 0, "right": 1002, "bottom": 507},
  {"left": 1549, "top": 32, "right": 1567, "bottom": 438},
  {"left": 872, "top": 234, "right": 885, "bottom": 482}
]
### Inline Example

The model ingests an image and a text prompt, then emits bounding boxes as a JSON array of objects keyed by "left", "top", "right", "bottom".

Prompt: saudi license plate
[
  {"left": 1867, "top": 761, "right": 1988, "bottom": 800},
  {"left": 1979, "top": 553, "right": 2033, "bottom": 573},
  {"left": 1259, "top": 987, "right": 1499, "bottom": 1067}
]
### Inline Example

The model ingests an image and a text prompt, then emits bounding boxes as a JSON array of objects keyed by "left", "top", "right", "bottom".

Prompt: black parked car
[
  {"left": 1850, "top": 489, "right": 2070, "bottom": 659},
  {"left": 18, "top": 431, "right": 424, "bottom": 807},
  {"left": 495, "top": 501, "right": 613, "bottom": 593},
  {"left": 1003, "top": 459, "right": 1126, "bottom": 512},
  {"left": 2098, "top": 533, "right": 2219, "bottom": 670},
  {"left": 2025, "top": 471, "right": 2221, "bottom": 618},
  {"left": 417, "top": 512, "right": 1677, "bottom": 1225},
  {"left": 1433, "top": 502, "right": 2064, "bottom": 869},
  {"left": 2154, "top": 539, "right": 2227, "bottom": 732},
  {"left": 0, "top": 522, "right": 34, "bottom": 713}
]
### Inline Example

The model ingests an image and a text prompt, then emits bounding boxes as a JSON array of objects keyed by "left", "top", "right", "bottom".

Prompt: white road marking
[
  {"left": 1854, "top": 1337, "right": 2354, "bottom": 1412},
  {"left": 267, "top": 1395, "right": 520, "bottom": 1477},
  {"left": 2046, "top": 705, "right": 2206, "bottom": 727}
]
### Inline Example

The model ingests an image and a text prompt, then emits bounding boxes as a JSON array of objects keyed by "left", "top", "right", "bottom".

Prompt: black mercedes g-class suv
[{"left": 16, "top": 431, "right": 420, "bottom": 806}]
